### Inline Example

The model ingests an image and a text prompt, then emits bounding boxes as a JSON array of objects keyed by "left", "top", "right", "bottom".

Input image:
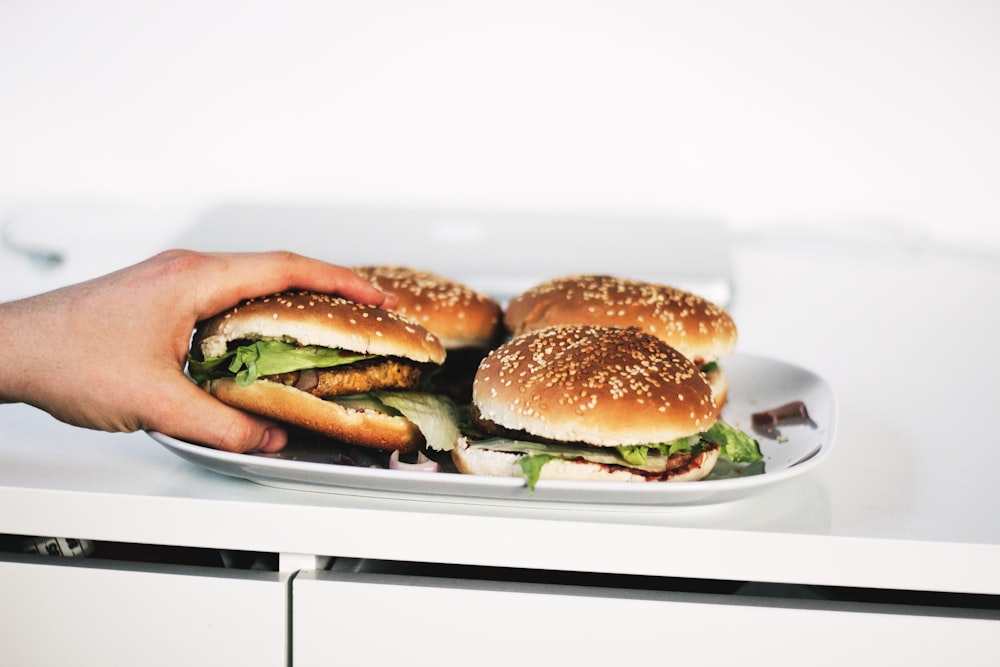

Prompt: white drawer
[
  {"left": 0, "top": 554, "right": 288, "bottom": 667},
  {"left": 293, "top": 563, "right": 1000, "bottom": 667}
]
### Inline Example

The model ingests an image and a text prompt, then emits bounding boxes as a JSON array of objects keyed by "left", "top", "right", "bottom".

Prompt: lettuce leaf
[
  {"left": 616, "top": 436, "right": 700, "bottom": 465},
  {"left": 518, "top": 454, "right": 556, "bottom": 493},
  {"left": 188, "top": 340, "right": 374, "bottom": 385},
  {"left": 374, "top": 391, "right": 462, "bottom": 452},
  {"left": 700, "top": 421, "right": 763, "bottom": 463}
]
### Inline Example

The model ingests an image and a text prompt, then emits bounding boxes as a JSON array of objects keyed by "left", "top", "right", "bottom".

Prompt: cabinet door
[
  {"left": 0, "top": 555, "right": 288, "bottom": 667},
  {"left": 292, "top": 569, "right": 999, "bottom": 667}
]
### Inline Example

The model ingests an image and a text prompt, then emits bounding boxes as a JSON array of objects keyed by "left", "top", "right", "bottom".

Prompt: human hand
[{"left": 0, "top": 249, "right": 398, "bottom": 452}]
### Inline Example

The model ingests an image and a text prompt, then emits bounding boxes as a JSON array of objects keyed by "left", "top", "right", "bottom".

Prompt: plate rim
[{"left": 149, "top": 352, "right": 836, "bottom": 506}]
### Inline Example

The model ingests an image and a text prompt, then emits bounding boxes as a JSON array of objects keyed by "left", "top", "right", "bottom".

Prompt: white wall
[{"left": 3, "top": 0, "right": 999, "bottom": 249}]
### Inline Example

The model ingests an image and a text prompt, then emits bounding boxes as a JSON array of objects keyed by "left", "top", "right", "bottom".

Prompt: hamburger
[
  {"left": 187, "top": 290, "right": 461, "bottom": 453},
  {"left": 350, "top": 266, "right": 503, "bottom": 403},
  {"left": 503, "top": 274, "right": 738, "bottom": 415},
  {"left": 452, "top": 325, "right": 761, "bottom": 489}
]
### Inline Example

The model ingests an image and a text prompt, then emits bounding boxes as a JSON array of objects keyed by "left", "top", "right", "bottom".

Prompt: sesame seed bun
[
  {"left": 351, "top": 266, "right": 502, "bottom": 350},
  {"left": 503, "top": 274, "right": 737, "bottom": 364},
  {"left": 190, "top": 291, "right": 446, "bottom": 452},
  {"left": 454, "top": 325, "right": 721, "bottom": 483},
  {"left": 193, "top": 291, "right": 446, "bottom": 364},
  {"left": 472, "top": 325, "right": 717, "bottom": 447}
]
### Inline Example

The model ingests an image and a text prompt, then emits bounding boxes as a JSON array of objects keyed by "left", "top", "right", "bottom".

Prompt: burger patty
[{"left": 267, "top": 358, "right": 424, "bottom": 398}]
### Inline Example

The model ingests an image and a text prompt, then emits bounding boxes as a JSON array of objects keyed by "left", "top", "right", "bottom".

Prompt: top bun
[
  {"left": 192, "top": 290, "right": 446, "bottom": 364},
  {"left": 472, "top": 325, "right": 717, "bottom": 447},
  {"left": 503, "top": 274, "right": 737, "bottom": 363},
  {"left": 351, "top": 266, "right": 502, "bottom": 349}
]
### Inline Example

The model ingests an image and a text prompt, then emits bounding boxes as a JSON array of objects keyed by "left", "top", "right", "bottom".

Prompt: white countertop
[{"left": 3, "top": 219, "right": 1000, "bottom": 596}]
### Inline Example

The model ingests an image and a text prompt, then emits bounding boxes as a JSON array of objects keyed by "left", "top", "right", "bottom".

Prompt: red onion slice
[
  {"left": 389, "top": 450, "right": 439, "bottom": 472},
  {"left": 294, "top": 368, "right": 319, "bottom": 392}
]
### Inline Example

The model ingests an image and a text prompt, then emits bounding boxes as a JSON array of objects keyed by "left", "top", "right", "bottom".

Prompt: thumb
[{"left": 148, "top": 381, "right": 289, "bottom": 453}]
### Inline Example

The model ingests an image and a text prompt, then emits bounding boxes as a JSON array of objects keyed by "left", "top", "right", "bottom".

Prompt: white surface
[
  {"left": 293, "top": 571, "right": 999, "bottom": 667},
  {"left": 3, "top": 1, "right": 1000, "bottom": 250},
  {"left": 149, "top": 353, "right": 835, "bottom": 506},
  {"left": 0, "top": 200, "right": 198, "bottom": 301},
  {"left": 3, "top": 225, "right": 1000, "bottom": 597},
  {"left": 0, "top": 556, "right": 288, "bottom": 667}
]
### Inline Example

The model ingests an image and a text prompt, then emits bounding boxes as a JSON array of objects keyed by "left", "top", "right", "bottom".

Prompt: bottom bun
[
  {"left": 451, "top": 437, "right": 720, "bottom": 483},
  {"left": 202, "top": 378, "right": 422, "bottom": 452}
]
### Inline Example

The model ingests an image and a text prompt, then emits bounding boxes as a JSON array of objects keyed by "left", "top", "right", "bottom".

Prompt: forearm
[
  {"left": 0, "top": 294, "right": 46, "bottom": 405},
  {"left": 0, "top": 286, "right": 90, "bottom": 415}
]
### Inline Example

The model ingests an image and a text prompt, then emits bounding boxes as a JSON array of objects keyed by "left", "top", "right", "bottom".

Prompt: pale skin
[{"left": 0, "top": 249, "right": 398, "bottom": 453}]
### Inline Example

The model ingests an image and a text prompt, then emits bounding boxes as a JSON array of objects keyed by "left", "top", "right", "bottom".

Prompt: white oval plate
[{"left": 150, "top": 354, "right": 835, "bottom": 507}]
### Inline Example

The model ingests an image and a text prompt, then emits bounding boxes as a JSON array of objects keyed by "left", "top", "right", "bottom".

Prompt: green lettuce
[
  {"left": 374, "top": 391, "right": 462, "bottom": 452},
  {"left": 518, "top": 454, "right": 556, "bottom": 491},
  {"left": 616, "top": 436, "right": 701, "bottom": 466},
  {"left": 700, "top": 421, "right": 763, "bottom": 463},
  {"left": 188, "top": 340, "right": 374, "bottom": 385}
]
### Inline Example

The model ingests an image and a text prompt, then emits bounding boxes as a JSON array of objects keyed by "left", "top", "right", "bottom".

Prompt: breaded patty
[{"left": 267, "top": 358, "right": 424, "bottom": 398}]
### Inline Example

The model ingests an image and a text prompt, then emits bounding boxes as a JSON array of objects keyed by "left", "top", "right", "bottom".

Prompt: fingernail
[
  {"left": 380, "top": 291, "right": 399, "bottom": 308},
  {"left": 258, "top": 426, "right": 286, "bottom": 452}
]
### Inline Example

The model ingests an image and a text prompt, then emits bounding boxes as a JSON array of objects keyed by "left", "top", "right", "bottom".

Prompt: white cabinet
[
  {"left": 5, "top": 227, "right": 1000, "bottom": 665},
  {"left": 291, "top": 564, "right": 1000, "bottom": 667},
  {"left": 0, "top": 554, "right": 288, "bottom": 667}
]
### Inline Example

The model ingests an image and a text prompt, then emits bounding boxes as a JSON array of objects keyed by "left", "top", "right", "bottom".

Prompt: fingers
[
  {"left": 120, "top": 250, "right": 402, "bottom": 451},
  {"left": 187, "top": 250, "right": 397, "bottom": 319},
  {"left": 147, "top": 380, "right": 288, "bottom": 453}
]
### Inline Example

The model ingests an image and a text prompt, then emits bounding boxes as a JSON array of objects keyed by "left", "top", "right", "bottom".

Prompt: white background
[{"left": 2, "top": 0, "right": 999, "bottom": 257}]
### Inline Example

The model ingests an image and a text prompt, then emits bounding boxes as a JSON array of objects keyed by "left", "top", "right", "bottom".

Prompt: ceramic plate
[{"left": 150, "top": 354, "right": 835, "bottom": 506}]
